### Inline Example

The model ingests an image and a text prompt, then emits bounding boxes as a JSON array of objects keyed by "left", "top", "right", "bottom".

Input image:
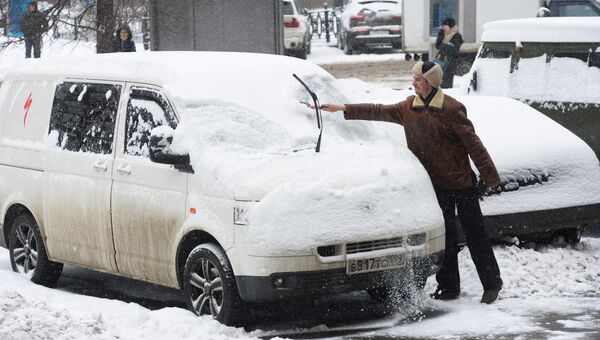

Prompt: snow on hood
[
  {"left": 167, "top": 61, "right": 443, "bottom": 254},
  {"left": 482, "top": 17, "right": 600, "bottom": 43}
]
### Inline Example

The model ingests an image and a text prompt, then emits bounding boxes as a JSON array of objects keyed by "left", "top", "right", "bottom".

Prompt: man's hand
[
  {"left": 476, "top": 179, "right": 488, "bottom": 201},
  {"left": 310, "top": 103, "right": 346, "bottom": 112}
]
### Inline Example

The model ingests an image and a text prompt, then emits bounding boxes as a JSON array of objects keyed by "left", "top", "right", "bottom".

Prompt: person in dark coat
[
  {"left": 112, "top": 24, "right": 136, "bottom": 53},
  {"left": 435, "top": 17, "right": 464, "bottom": 88},
  {"left": 317, "top": 61, "right": 504, "bottom": 304},
  {"left": 19, "top": 1, "right": 48, "bottom": 58}
]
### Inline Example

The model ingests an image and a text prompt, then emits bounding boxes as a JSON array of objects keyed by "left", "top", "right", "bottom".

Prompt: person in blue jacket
[{"left": 113, "top": 24, "right": 136, "bottom": 53}]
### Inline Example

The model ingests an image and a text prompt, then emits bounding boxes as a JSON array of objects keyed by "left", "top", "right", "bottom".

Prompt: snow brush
[{"left": 293, "top": 74, "right": 323, "bottom": 153}]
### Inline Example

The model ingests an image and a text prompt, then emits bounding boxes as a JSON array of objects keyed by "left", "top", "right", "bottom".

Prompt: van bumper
[
  {"left": 235, "top": 250, "right": 444, "bottom": 303},
  {"left": 0, "top": 223, "right": 6, "bottom": 248}
]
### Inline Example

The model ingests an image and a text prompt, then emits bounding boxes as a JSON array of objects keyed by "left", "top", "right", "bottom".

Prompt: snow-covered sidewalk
[{"left": 1, "top": 239, "right": 599, "bottom": 339}]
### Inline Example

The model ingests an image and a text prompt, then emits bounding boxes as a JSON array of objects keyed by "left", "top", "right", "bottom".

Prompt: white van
[{"left": 0, "top": 52, "right": 445, "bottom": 325}]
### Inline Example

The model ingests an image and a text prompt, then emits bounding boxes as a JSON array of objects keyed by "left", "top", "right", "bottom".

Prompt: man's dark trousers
[
  {"left": 434, "top": 186, "right": 502, "bottom": 293},
  {"left": 25, "top": 38, "right": 41, "bottom": 58}
]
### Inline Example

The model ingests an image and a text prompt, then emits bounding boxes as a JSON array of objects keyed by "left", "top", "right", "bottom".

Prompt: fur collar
[{"left": 412, "top": 88, "right": 445, "bottom": 109}]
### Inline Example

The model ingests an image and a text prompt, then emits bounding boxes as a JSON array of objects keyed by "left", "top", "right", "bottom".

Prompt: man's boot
[{"left": 481, "top": 288, "right": 501, "bottom": 304}]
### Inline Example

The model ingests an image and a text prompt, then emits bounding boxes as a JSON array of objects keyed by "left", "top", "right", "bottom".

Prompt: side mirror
[
  {"left": 148, "top": 127, "right": 192, "bottom": 171},
  {"left": 537, "top": 7, "right": 551, "bottom": 17},
  {"left": 302, "top": 8, "right": 308, "bottom": 15}
]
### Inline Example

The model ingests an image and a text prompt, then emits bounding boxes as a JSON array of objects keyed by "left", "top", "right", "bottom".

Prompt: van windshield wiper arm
[{"left": 293, "top": 74, "right": 323, "bottom": 153}]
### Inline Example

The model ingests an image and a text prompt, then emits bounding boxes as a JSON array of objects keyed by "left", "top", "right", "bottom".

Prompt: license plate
[
  {"left": 370, "top": 30, "right": 389, "bottom": 36},
  {"left": 347, "top": 254, "right": 406, "bottom": 275}
]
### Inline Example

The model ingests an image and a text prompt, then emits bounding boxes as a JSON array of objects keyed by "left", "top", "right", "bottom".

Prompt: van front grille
[{"left": 346, "top": 237, "right": 403, "bottom": 254}]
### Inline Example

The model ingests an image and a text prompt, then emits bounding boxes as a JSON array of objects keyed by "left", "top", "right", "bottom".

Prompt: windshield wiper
[{"left": 293, "top": 74, "right": 323, "bottom": 153}]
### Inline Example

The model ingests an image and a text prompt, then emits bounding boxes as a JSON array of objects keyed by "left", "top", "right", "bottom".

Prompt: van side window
[
  {"left": 49, "top": 82, "right": 121, "bottom": 154},
  {"left": 125, "top": 88, "right": 177, "bottom": 158}
]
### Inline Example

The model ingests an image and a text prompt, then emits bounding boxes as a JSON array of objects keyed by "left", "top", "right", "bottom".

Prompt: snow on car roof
[{"left": 482, "top": 17, "right": 600, "bottom": 43}]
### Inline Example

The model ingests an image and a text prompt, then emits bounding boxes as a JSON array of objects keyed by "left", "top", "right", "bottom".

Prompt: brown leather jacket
[{"left": 344, "top": 90, "right": 501, "bottom": 190}]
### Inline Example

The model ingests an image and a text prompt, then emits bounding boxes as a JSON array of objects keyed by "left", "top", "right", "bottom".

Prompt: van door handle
[
  {"left": 93, "top": 160, "right": 108, "bottom": 172},
  {"left": 116, "top": 164, "right": 131, "bottom": 175}
]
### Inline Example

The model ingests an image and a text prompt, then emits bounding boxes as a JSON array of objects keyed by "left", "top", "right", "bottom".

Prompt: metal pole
[{"left": 324, "top": 2, "right": 329, "bottom": 43}]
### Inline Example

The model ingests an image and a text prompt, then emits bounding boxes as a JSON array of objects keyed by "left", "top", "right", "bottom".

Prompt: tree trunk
[{"left": 96, "top": 0, "right": 115, "bottom": 53}]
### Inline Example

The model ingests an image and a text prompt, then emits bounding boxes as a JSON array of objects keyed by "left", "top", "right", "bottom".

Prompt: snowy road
[{"left": 1, "top": 238, "right": 599, "bottom": 340}]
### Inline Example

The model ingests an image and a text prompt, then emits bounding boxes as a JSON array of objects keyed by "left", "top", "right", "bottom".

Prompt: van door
[
  {"left": 111, "top": 85, "right": 187, "bottom": 286},
  {"left": 43, "top": 81, "right": 122, "bottom": 272}
]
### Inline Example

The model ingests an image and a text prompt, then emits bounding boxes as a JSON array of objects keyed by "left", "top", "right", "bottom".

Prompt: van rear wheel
[
  {"left": 8, "top": 213, "right": 63, "bottom": 287},
  {"left": 183, "top": 243, "right": 246, "bottom": 326}
]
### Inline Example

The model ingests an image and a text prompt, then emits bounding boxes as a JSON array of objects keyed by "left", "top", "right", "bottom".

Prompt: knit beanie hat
[
  {"left": 442, "top": 17, "right": 456, "bottom": 27},
  {"left": 412, "top": 61, "right": 443, "bottom": 88}
]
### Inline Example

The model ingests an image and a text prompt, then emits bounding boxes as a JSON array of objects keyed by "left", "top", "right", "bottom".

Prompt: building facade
[{"left": 150, "top": 0, "right": 284, "bottom": 54}]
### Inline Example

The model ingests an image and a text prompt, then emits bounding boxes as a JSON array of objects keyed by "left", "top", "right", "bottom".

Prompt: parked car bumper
[
  {"left": 480, "top": 203, "right": 600, "bottom": 240},
  {"left": 235, "top": 250, "right": 444, "bottom": 302},
  {"left": 284, "top": 37, "right": 306, "bottom": 50},
  {"left": 351, "top": 33, "right": 401, "bottom": 48}
]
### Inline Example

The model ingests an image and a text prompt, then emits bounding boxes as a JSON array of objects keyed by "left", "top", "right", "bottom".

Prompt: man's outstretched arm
[{"left": 319, "top": 102, "right": 405, "bottom": 125}]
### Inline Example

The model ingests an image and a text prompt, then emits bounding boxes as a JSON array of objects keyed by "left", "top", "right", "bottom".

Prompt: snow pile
[
  {"left": 335, "top": 79, "right": 600, "bottom": 216},
  {"left": 0, "top": 38, "right": 96, "bottom": 80},
  {"left": 472, "top": 55, "right": 600, "bottom": 104},
  {"left": 0, "top": 251, "right": 261, "bottom": 340},
  {"left": 482, "top": 17, "right": 600, "bottom": 43},
  {"left": 456, "top": 238, "right": 600, "bottom": 298}
]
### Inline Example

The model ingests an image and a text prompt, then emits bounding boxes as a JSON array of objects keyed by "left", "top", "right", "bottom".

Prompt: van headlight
[{"left": 233, "top": 200, "right": 257, "bottom": 226}]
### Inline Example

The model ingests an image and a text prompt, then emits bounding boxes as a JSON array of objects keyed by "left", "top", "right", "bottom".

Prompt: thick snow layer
[
  {"left": 335, "top": 79, "right": 600, "bottom": 216},
  {"left": 471, "top": 55, "right": 600, "bottom": 104},
  {"left": 482, "top": 17, "right": 600, "bottom": 43},
  {"left": 2, "top": 239, "right": 599, "bottom": 339},
  {"left": 0, "top": 37, "right": 145, "bottom": 80}
]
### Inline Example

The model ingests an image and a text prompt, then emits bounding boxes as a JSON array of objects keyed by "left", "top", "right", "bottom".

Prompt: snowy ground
[
  {"left": 1, "top": 238, "right": 599, "bottom": 340},
  {"left": 307, "top": 35, "right": 406, "bottom": 65}
]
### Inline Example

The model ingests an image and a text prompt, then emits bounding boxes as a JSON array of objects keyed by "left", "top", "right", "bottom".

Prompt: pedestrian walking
[
  {"left": 19, "top": 1, "right": 48, "bottom": 59},
  {"left": 112, "top": 24, "right": 136, "bottom": 53},
  {"left": 434, "top": 17, "right": 464, "bottom": 88},
  {"left": 317, "top": 61, "right": 504, "bottom": 304}
]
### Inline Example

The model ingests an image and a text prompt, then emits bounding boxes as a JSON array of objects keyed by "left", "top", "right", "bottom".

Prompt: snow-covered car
[
  {"left": 340, "top": 79, "right": 600, "bottom": 244},
  {"left": 337, "top": 0, "right": 402, "bottom": 55},
  {"left": 283, "top": 0, "right": 311, "bottom": 59},
  {"left": 467, "top": 17, "right": 600, "bottom": 159},
  {"left": 0, "top": 52, "right": 445, "bottom": 326}
]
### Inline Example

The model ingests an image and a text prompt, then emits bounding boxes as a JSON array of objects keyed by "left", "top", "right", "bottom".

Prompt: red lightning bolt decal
[{"left": 23, "top": 92, "right": 32, "bottom": 126}]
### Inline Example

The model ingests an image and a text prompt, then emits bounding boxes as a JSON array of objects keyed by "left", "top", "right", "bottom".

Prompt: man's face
[
  {"left": 120, "top": 29, "right": 129, "bottom": 41},
  {"left": 28, "top": 4, "right": 36, "bottom": 12},
  {"left": 412, "top": 75, "right": 432, "bottom": 98}
]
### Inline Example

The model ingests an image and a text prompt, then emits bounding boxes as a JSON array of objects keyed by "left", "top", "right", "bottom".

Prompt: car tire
[
  {"left": 306, "top": 40, "right": 312, "bottom": 55},
  {"left": 343, "top": 39, "right": 353, "bottom": 55},
  {"left": 455, "top": 60, "right": 473, "bottom": 76},
  {"left": 404, "top": 53, "right": 412, "bottom": 61},
  {"left": 183, "top": 243, "right": 245, "bottom": 326},
  {"left": 297, "top": 47, "right": 307, "bottom": 60},
  {"left": 414, "top": 53, "right": 421, "bottom": 61},
  {"left": 8, "top": 213, "right": 63, "bottom": 288}
]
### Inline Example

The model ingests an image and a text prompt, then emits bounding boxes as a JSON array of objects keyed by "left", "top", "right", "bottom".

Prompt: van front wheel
[
  {"left": 8, "top": 213, "right": 63, "bottom": 287},
  {"left": 183, "top": 243, "right": 245, "bottom": 326}
]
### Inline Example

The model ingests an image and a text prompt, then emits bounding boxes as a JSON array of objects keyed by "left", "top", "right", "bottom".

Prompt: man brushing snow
[{"left": 319, "top": 61, "right": 503, "bottom": 304}]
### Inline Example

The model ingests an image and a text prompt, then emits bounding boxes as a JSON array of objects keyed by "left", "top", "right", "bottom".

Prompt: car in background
[
  {"left": 337, "top": 0, "right": 402, "bottom": 55},
  {"left": 283, "top": 0, "right": 311, "bottom": 59},
  {"left": 538, "top": 0, "right": 600, "bottom": 17},
  {"left": 467, "top": 17, "right": 600, "bottom": 160}
]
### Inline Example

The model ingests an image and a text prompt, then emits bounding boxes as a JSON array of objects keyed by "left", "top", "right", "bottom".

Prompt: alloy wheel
[
  {"left": 188, "top": 258, "right": 224, "bottom": 317},
  {"left": 11, "top": 223, "right": 38, "bottom": 276}
]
